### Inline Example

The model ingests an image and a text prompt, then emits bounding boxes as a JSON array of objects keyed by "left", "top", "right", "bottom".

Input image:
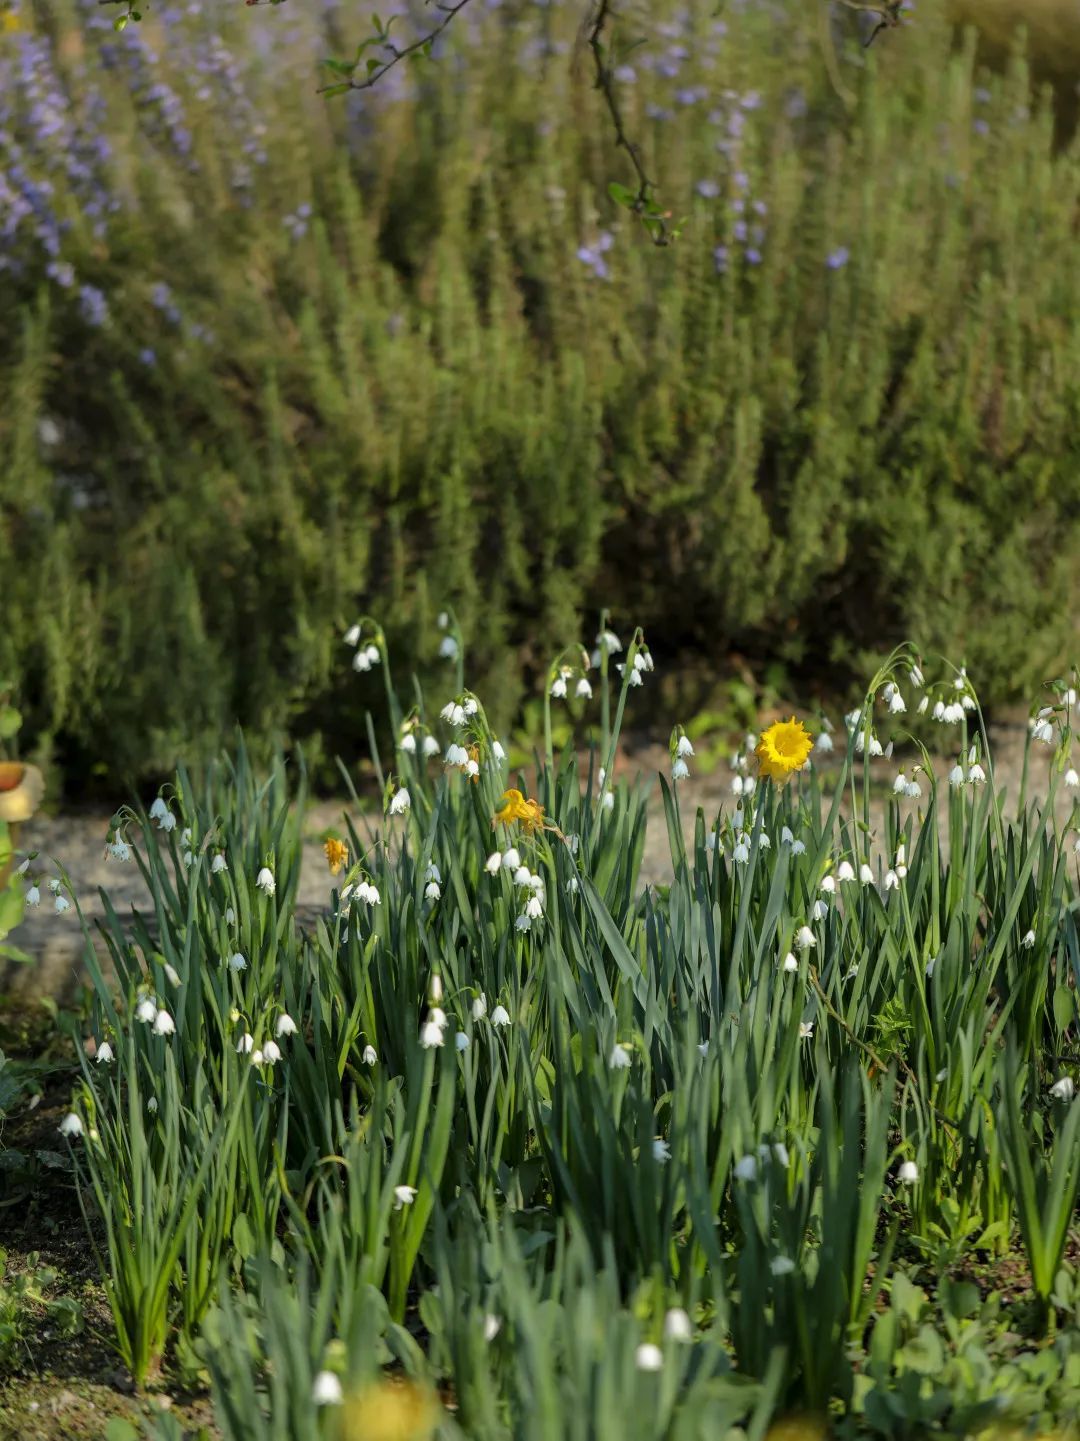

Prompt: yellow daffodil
[
  {"left": 764, "top": 1417, "right": 828, "bottom": 1441},
  {"left": 756, "top": 718, "right": 813, "bottom": 783},
  {"left": 339, "top": 1378, "right": 439, "bottom": 1441},
  {"left": 493, "top": 788, "right": 544, "bottom": 833},
  {"left": 324, "top": 837, "right": 349, "bottom": 875}
]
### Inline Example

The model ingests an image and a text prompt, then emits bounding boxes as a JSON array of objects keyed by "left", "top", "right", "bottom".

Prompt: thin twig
[
  {"left": 586, "top": 0, "right": 672, "bottom": 246},
  {"left": 316, "top": 0, "right": 476, "bottom": 96},
  {"left": 832, "top": 0, "right": 906, "bottom": 47}
]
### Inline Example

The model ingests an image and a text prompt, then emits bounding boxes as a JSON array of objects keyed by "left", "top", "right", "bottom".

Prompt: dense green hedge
[{"left": 2, "top": 0, "right": 1079, "bottom": 789}]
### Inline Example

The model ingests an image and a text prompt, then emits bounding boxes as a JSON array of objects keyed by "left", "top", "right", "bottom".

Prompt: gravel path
[{"left": 2, "top": 714, "right": 1065, "bottom": 1000}]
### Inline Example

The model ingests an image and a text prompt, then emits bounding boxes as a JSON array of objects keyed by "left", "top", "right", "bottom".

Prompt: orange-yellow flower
[
  {"left": 756, "top": 718, "right": 813, "bottom": 783},
  {"left": 324, "top": 837, "right": 349, "bottom": 875},
  {"left": 340, "top": 1377, "right": 439, "bottom": 1441},
  {"left": 0, "top": 762, "right": 45, "bottom": 823},
  {"left": 493, "top": 788, "right": 544, "bottom": 833}
]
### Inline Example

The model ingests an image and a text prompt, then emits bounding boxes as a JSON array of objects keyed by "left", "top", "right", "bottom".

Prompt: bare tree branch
[
  {"left": 586, "top": 0, "right": 674, "bottom": 246},
  {"left": 316, "top": 0, "right": 476, "bottom": 96}
]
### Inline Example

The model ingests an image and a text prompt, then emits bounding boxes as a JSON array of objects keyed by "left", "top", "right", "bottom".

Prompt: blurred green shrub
[{"left": 1, "top": 0, "right": 1079, "bottom": 790}]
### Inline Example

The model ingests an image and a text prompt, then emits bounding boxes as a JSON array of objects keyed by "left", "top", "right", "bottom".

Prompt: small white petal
[
  {"left": 312, "top": 1371, "right": 343, "bottom": 1407},
  {"left": 635, "top": 1343, "right": 663, "bottom": 1373}
]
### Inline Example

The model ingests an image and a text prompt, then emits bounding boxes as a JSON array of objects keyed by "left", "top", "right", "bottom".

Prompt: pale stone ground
[{"left": 2, "top": 710, "right": 1068, "bottom": 1001}]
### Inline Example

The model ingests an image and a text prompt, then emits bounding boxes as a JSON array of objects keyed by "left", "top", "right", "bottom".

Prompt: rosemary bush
[{"left": 3, "top": 1, "right": 1080, "bottom": 785}]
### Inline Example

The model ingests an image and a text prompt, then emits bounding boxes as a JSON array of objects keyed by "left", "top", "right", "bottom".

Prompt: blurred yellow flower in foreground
[
  {"left": 756, "top": 718, "right": 813, "bottom": 783},
  {"left": 0, "top": 763, "right": 45, "bottom": 823},
  {"left": 493, "top": 788, "right": 544, "bottom": 833},
  {"left": 763, "top": 1416, "right": 828, "bottom": 1441},
  {"left": 1, "top": 11, "right": 21, "bottom": 33},
  {"left": 324, "top": 837, "right": 349, "bottom": 875},
  {"left": 339, "top": 1377, "right": 439, "bottom": 1441}
]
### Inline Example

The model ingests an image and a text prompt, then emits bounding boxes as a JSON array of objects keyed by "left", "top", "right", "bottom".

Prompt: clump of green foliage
[{"left": 37, "top": 633, "right": 1080, "bottom": 1436}]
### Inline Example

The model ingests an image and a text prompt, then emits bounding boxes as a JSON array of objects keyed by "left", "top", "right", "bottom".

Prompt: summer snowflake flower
[
  {"left": 485, "top": 852, "right": 502, "bottom": 874},
  {"left": 456, "top": 1031, "right": 470, "bottom": 1051},
  {"left": 1067, "top": 769, "right": 1080, "bottom": 789},
  {"left": 211, "top": 852, "right": 228, "bottom": 874},
  {"left": 424, "top": 881, "right": 441, "bottom": 902},
  {"left": 663, "top": 1308, "right": 692, "bottom": 1343},
  {"left": 575, "top": 677, "right": 593, "bottom": 700},
  {"left": 59, "top": 1113, "right": 83, "bottom": 1139},
  {"left": 422, "top": 735, "right": 441, "bottom": 758},
  {"left": 135, "top": 998, "right": 158, "bottom": 1024},
  {"left": 820, "top": 875, "right": 836, "bottom": 894},
  {"left": 652, "top": 1138, "right": 671, "bottom": 1163},
  {"left": 635, "top": 1344, "right": 663, "bottom": 1373},
  {"left": 275, "top": 1013, "right": 297, "bottom": 1038},
  {"left": 1021, "top": 929, "right": 1036, "bottom": 949},
  {"left": 781, "top": 952, "right": 798, "bottom": 973},
  {"left": 25, "top": 885, "right": 40, "bottom": 907},
  {"left": 389, "top": 788, "right": 411, "bottom": 815},
  {"left": 795, "top": 925, "right": 816, "bottom": 950},
  {"left": 770, "top": 1255, "right": 796, "bottom": 1277},
  {"left": 152, "top": 1009, "right": 175, "bottom": 1036},
  {"left": 672, "top": 758, "right": 689, "bottom": 782},
  {"left": 733, "top": 1154, "right": 757, "bottom": 1181},
  {"left": 362, "top": 1044, "right": 378, "bottom": 1065},
  {"left": 860, "top": 863, "right": 874, "bottom": 885},
  {"left": 502, "top": 847, "right": 521, "bottom": 870},
  {"left": 491, "top": 1005, "right": 511, "bottom": 1028},
  {"left": 798, "top": 1021, "right": 814, "bottom": 1039},
  {"left": 1050, "top": 1077, "right": 1075, "bottom": 1101},
  {"left": 609, "top": 1042, "right": 632, "bottom": 1069},
  {"left": 95, "top": 1041, "right": 114, "bottom": 1064},
  {"left": 420, "top": 1019, "right": 445, "bottom": 1048},
  {"left": 256, "top": 867, "right": 276, "bottom": 896},
  {"left": 312, "top": 1371, "right": 344, "bottom": 1406},
  {"left": 756, "top": 718, "right": 813, "bottom": 781},
  {"left": 791, "top": 838, "right": 806, "bottom": 856},
  {"left": 344, "top": 623, "right": 362, "bottom": 647},
  {"left": 394, "top": 1185, "right": 417, "bottom": 1210},
  {"left": 811, "top": 900, "right": 828, "bottom": 921},
  {"left": 898, "top": 1160, "right": 919, "bottom": 1184},
  {"left": 837, "top": 861, "right": 855, "bottom": 883},
  {"left": 438, "top": 636, "right": 459, "bottom": 660},
  {"left": 236, "top": 1032, "right": 254, "bottom": 1055},
  {"left": 949, "top": 764, "right": 964, "bottom": 787},
  {"left": 472, "top": 993, "right": 488, "bottom": 1020},
  {"left": 54, "top": 893, "right": 70, "bottom": 914}
]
